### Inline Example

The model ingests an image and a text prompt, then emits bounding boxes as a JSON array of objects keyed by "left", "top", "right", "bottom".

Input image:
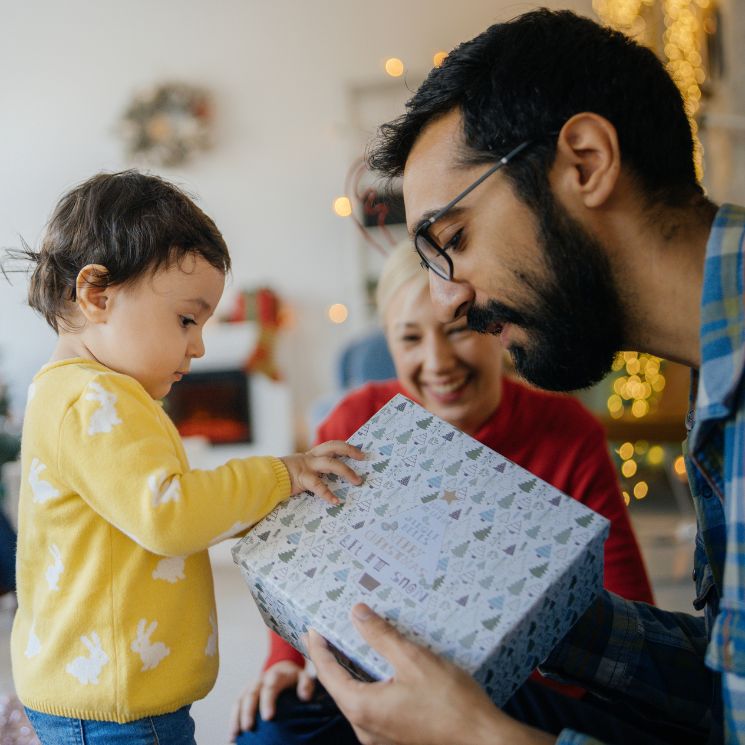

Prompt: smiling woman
[
  {"left": 230, "top": 241, "right": 655, "bottom": 745},
  {"left": 377, "top": 240, "right": 504, "bottom": 437}
]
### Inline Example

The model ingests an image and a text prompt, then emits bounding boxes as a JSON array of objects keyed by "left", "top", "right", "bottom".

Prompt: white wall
[{"left": 0, "top": 0, "right": 591, "bottom": 442}]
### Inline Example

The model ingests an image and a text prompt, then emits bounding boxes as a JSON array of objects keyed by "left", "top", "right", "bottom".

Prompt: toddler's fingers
[
  {"left": 311, "top": 441, "right": 365, "bottom": 460},
  {"left": 305, "top": 475, "right": 341, "bottom": 505},
  {"left": 310, "top": 456, "right": 362, "bottom": 485}
]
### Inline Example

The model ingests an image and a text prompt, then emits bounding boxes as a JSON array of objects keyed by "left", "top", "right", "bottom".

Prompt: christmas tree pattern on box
[{"left": 233, "top": 394, "right": 609, "bottom": 705}]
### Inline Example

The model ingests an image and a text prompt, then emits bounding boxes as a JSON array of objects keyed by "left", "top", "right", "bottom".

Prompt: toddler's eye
[{"left": 180, "top": 316, "right": 197, "bottom": 328}]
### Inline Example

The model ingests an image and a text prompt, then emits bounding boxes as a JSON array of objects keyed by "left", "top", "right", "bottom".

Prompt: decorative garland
[{"left": 119, "top": 82, "right": 212, "bottom": 167}]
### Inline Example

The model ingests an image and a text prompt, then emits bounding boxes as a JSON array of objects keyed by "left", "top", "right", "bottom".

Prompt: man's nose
[{"left": 428, "top": 271, "right": 474, "bottom": 323}]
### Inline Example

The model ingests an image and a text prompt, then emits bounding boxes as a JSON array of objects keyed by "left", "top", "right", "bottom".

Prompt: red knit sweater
[{"left": 265, "top": 378, "right": 654, "bottom": 693}]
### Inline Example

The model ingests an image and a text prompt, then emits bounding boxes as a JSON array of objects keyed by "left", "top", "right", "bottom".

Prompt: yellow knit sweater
[{"left": 11, "top": 358, "right": 291, "bottom": 722}]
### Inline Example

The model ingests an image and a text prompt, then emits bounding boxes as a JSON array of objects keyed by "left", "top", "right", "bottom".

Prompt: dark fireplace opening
[{"left": 166, "top": 369, "right": 252, "bottom": 444}]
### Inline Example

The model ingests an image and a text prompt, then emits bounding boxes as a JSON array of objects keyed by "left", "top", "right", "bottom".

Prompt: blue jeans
[
  {"left": 25, "top": 705, "right": 196, "bottom": 745},
  {"left": 234, "top": 680, "right": 708, "bottom": 745}
]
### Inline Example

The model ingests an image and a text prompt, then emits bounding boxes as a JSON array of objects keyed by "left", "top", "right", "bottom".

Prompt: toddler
[{"left": 8, "top": 171, "right": 362, "bottom": 744}]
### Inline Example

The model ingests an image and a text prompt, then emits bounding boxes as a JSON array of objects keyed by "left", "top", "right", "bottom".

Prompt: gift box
[{"left": 232, "top": 394, "right": 609, "bottom": 704}]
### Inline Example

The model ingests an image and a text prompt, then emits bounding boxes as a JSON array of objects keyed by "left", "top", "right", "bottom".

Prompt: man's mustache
[{"left": 467, "top": 300, "right": 532, "bottom": 334}]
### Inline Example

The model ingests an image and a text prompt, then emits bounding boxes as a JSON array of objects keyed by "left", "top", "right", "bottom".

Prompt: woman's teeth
[{"left": 430, "top": 378, "right": 467, "bottom": 394}]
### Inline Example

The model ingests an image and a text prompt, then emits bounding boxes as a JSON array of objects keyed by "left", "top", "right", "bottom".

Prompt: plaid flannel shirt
[{"left": 548, "top": 203, "right": 745, "bottom": 745}]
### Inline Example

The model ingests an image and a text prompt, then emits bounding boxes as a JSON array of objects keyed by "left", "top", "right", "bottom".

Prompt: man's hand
[
  {"left": 228, "top": 660, "right": 316, "bottom": 741},
  {"left": 280, "top": 440, "right": 364, "bottom": 505},
  {"left": 307, "top": 603, "right": 555, "bottom": 745}
]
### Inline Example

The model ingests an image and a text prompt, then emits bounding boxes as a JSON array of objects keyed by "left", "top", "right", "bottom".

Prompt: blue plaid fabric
[{"left": 549, "top": 204, "right": 745, "bottom": 745}]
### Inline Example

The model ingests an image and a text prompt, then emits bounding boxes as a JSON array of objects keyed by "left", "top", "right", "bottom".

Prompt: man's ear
[
  {"left": 76, "top": 264, "right": 112, "bottom": 324},
  {"left": 551, "top": 113, "right": 621, "bottom": 209}
]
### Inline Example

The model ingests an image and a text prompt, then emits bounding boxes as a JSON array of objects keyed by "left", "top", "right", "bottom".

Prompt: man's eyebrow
[{"left": 410, "top": 206, "right": 467, "bottom": 238}]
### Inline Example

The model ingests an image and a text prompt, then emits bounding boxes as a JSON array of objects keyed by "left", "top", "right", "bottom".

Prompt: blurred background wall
[{"left": 0, "top": 0, "right": 593, "bottom": 443}]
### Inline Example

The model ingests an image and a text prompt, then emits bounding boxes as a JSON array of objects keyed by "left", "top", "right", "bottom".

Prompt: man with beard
[{"left": 307, "top": 8, "right": 742, "bottom": 745}]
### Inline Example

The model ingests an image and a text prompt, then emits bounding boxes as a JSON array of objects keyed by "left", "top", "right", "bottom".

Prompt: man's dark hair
[
  {"left": 17, "top": 170, "right": 230, "bottom": 332},
  {"left": 368, "top": 9, "right": 700, "bottom": 207}
]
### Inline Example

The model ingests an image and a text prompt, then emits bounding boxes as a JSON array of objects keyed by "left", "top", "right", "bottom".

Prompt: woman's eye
[
  {"left": 180, "top": 316, "right": 197, "bottom": 328},
  {"left": 448, "top": 325, "right": 469, "bottom": 336},
  {"left": 401, "top": 335, "right": 421, "bottom": 343}
]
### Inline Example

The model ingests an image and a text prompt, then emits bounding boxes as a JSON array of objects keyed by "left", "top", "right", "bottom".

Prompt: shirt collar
[{"left": 693, "top": 203, "right": 745, "bottom": 435}]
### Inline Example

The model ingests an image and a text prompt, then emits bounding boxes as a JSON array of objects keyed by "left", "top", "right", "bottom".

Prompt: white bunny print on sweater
[
  {"left": 131, "top": 619, "right": 171, "bottom": 671},
  {"left": 209, "top": 520, "right": 252, "bottom": 547},
  {"left": 85, "top": 380, "right": 122, "bottom": 435},
  {"left": 152, "top": 555, "right": 186, "bottom": 583},
  {"left": 148, "top": 470, "right": 182, "bottom": 508},
  {"left": 29, "top": 458, "right": 60, "bottom": 504},
  {"left": 45, "top": 544, "right": 64, "bottom": 591},
  {"left": 24, "top": 622, "right": 41, "bottom": 659},
  {"left": 205, "top": 611, "right": 217, "bottom": 657},
  {"left": 66, "top": 633, "right": 109, "bottom": 685}
]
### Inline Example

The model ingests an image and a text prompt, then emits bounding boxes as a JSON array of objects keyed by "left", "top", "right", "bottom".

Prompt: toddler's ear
[{"left": 76, "top": 264, "right": 111, "bottom": 324}]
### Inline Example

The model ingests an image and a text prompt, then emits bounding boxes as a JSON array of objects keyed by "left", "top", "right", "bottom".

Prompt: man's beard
[{"left": 467, "top": 191, "right": 625, "bottom": 392}]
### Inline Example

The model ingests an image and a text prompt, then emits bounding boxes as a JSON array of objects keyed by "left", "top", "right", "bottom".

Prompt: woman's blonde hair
[{"left": 375, "top": 240, "right": 429, "bottom": 320}]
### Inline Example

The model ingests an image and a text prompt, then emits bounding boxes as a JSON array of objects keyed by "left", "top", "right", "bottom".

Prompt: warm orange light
[
  {"left": 328, "top": 303, "right": 349, "bottom": 324},
  {"left": 607, "top": 394, "right": 623, "bottom": 413},
  {"left": 621, "top": 460, "right": 637, "bottom": 478},
  {"left": 618, "top": 442, "right": 634, "bottom": 461},
  {"left": 647, "top": 445, "right": 665, "bottom": 466},
  {"left": 433, "top": 51, "right": 448, "bottom": 67},
  {"left": 674, "top": 455, "right": 687, "bottom": 476},
  {"left": 633, "top": 481, "right": 649, "bottom": 500},
  {"left": 384, "top": 58, "right": 405, "bottom": 77},
  {"left": 333, "top": 196, "right": 352, "bottom": 217}
]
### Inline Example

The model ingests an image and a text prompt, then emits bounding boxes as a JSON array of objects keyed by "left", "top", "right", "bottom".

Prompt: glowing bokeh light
[
  {"left": 384, "top": 58, "right": 405, "bottom": 77},
  {"left": 333, "top": 196, "right": 352, "bottom": 217},
  {"left": 328, "top": 303, "right": 349, "bottom": 324}
]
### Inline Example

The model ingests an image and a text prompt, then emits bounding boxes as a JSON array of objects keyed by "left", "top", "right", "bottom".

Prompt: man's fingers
[
  {"left": 350, "top": 603, "right": 420, "bottom": 669},
  {"left": 307, "top": 629, "right": 357, "bottom": 696}
]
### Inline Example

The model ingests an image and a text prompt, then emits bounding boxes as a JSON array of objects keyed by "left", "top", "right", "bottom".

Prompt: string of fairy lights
[
  {"left": 593, "top": 0, "right": 717, "bottom": 503},
  {"left": 328, "top": 51, "right": 448, "bottom": 326},
  {"left": 593, "top": 0, "right": 715, "bottom": 176}
]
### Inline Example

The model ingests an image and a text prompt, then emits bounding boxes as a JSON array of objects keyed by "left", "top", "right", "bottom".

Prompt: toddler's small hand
[{"left": 280, "top": 441, "right": 364, "bottom": 505}]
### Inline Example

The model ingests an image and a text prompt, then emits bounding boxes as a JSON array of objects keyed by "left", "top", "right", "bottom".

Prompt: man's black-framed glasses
[{"left": 413, "top": 139, "right": 533, "bottom": 282}]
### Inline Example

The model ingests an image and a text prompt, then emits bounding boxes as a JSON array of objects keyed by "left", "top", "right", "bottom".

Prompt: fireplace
[{"left": 166, "top": 369, "right": 252, "bottom": 444}]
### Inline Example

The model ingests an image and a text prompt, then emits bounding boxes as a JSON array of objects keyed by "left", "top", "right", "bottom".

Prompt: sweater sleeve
[
  {"left": 264, "top": 631, "right": 305, "bottom": 671},
  {"left": 58, "top": 372, "right": 291, "bottom": 557},
  {"left": 568, "top": 419, "right": 654, "bottom": 604}
]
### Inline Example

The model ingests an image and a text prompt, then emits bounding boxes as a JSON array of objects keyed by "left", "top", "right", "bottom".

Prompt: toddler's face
[{"left": 89, "top": 254, "right": 225, "bottom": 399}]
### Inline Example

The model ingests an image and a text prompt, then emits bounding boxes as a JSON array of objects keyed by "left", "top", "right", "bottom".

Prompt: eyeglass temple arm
[{"left": 424, "top": 140, "right": 534, "bottom": 227}]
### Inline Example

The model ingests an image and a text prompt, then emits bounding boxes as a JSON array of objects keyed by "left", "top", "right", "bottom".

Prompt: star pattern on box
[{"left": 234, "top": 395, "right": 609, "bottom": 705}]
